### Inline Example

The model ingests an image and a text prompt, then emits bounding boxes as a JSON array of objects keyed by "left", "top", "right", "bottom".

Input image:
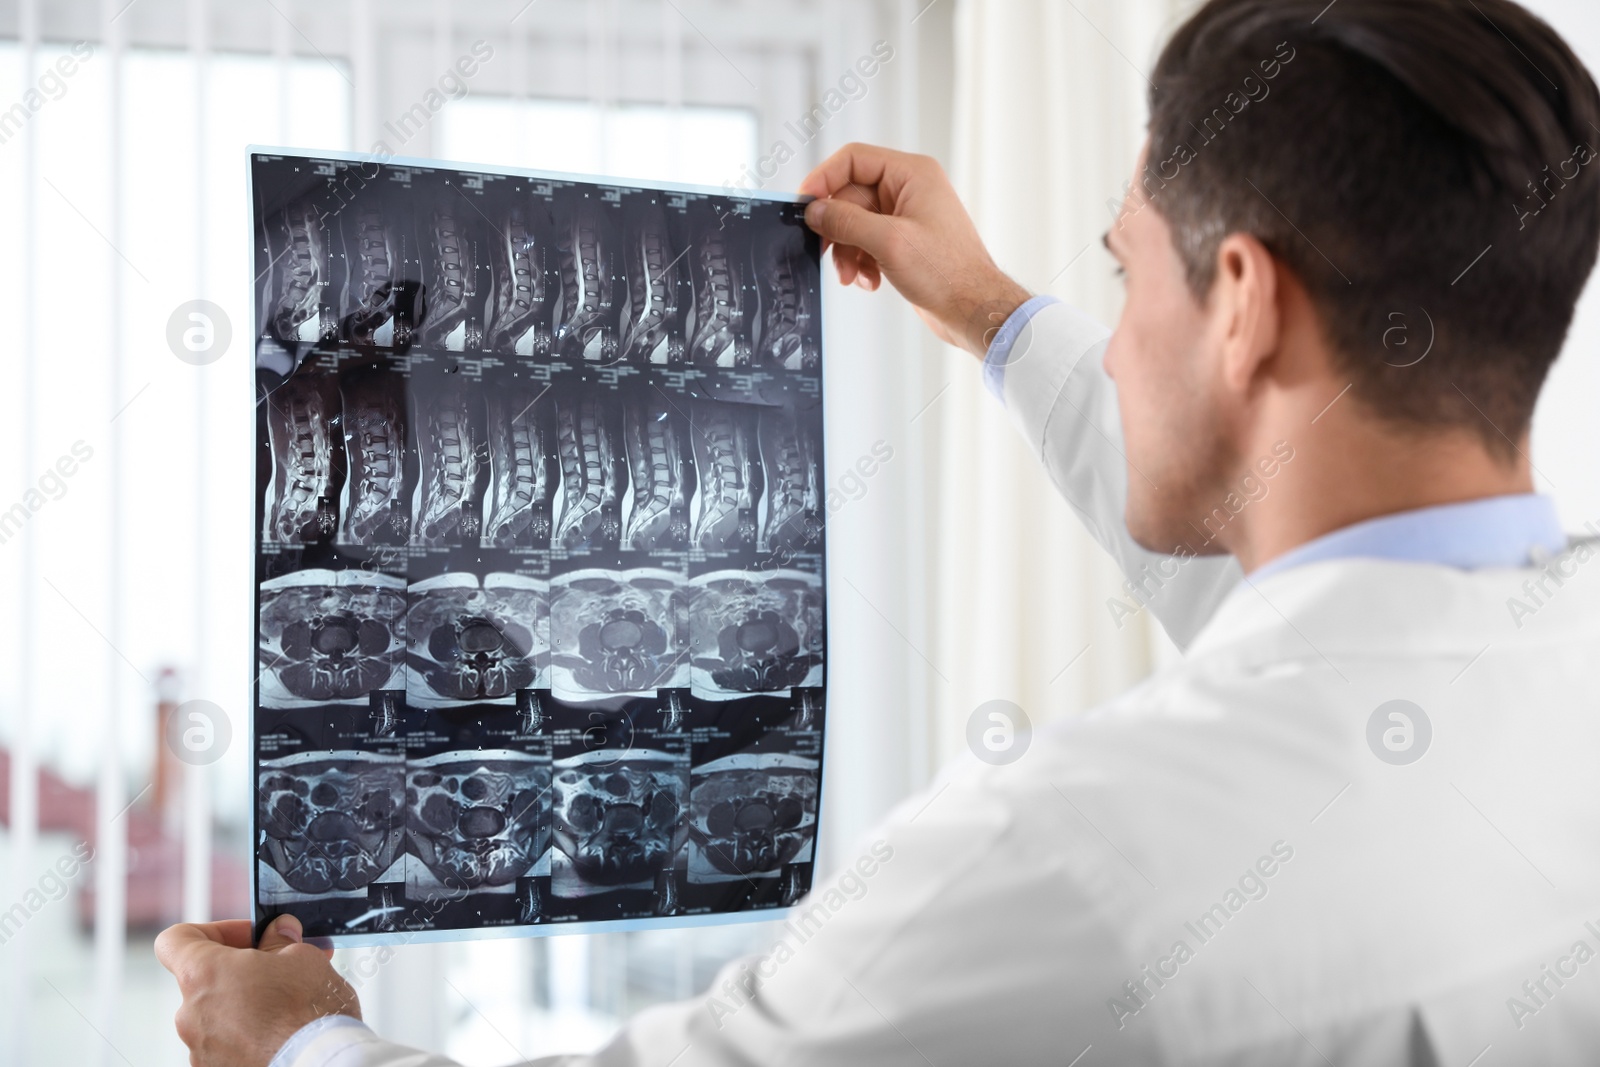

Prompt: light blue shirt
[
  {"left": 984, "top": 295, "right": 1570, "bottom": 575},
  {"left": 269, "top": 1015, "right": 369, "bottom": 1067},
  {"left": 1248, "top": 493, "right": 1567, "bottom": 579},
  {"left": 982, "top": 294, "right": 1060, "bottom": 401}
]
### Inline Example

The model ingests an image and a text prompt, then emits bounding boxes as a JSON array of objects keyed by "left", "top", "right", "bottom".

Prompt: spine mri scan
[{"left": 251, "top": 152, "right": 826, "bottom": 943}]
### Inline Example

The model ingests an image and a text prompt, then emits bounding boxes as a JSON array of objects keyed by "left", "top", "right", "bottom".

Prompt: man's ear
[{"left": 1210, "top": 232, "right": 1281, "bottom": 397}]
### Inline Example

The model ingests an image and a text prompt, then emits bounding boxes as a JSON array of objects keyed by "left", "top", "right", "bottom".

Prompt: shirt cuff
[
  {"left": 269, "top": 1014, "right": 374, "bottom": 1067},
  {"left": 981, "top": 294, "right": 1062, "bottom": 404}
]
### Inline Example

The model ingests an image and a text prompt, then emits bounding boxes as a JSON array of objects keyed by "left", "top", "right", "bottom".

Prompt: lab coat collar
[{"left": 1182, "top": 541, "right": 1600, "bottom": 671}]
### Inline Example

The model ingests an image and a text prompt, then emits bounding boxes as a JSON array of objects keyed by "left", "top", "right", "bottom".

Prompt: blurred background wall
[{"left": 0, "top": 0, "right": 1594, "bottom": 1063}]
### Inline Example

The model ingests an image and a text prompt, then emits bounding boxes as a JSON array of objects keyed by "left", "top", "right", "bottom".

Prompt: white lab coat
[{"left": 285, "top": 300, "right": 1600, "bottom": 1066}]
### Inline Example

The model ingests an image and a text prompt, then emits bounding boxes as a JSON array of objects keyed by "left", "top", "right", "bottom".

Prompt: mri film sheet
[{"left": 250, "top": 150, "right": 827, "bottom": 945}]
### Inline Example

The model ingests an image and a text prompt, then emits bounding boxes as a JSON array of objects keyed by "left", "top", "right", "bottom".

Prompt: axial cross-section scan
[
  {"left": 689, "top": 570, "right": 824, "bottom": 698},
  {"left": 549, "top": 569, "right": 687, "bottom": 699},
  {"left": 689, "top": 753, "right": 819, "bottom": 880},
  {"left": 406, "top": 749, "right": 552, "bottom": 891},
  {"left": 405, "top": 572, "right": 549, "bottom": 707},
  {"left": 257, "top": 750, "right": 406, "bottom": 899},
  {"left": 552, "top": 750, "right": 689, "bottom": 893},
  {"left": 252, "top": 151, "right": 826, "bottom": 944},
  {"left": 258, "top": 571, "right": 407, "bottom": 706}
]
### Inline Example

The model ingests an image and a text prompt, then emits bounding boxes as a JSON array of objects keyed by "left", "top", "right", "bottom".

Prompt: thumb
[
  {"left": 257, "top": 913, "right": 304, "bottom": 952},
  {"left": 804, "top": 197, "right": 897, "bottom": 262}
]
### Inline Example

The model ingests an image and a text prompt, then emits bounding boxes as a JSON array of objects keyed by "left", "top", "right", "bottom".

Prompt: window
[
  {"left": 0, "top": 41, "right": 350, "bottom": 1064},
  {"left": 434, "top": 96, "right": 758, "bottom": 189}
]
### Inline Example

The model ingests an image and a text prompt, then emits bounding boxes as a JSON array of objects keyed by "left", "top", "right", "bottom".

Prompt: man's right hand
[
  {"left": 798, "top": 143, "right": 1032, "bottom": 359},
  {"left": 156, "top": 915, "right": 360, "bottom": 1067}
]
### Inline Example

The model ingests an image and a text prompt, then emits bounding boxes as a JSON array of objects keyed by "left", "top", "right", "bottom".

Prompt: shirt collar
[{"left": 1248, "top": 493, "right": 1568, "bottom": 582}]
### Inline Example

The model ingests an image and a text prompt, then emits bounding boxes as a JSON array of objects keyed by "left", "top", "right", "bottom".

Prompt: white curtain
[
  {"left": 919, "top": 0, "right": 1190, "bottom": 764},
  {"left": 922, "top": 0, "right": 1600, "bottom": 768}
]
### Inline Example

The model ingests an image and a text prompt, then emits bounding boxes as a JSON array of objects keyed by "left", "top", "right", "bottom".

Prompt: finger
[
  {"left": 257, "top": 913, "right": 305, "bottom": 953},
  {"left": 154, "top": 921, "right": 247, "bottom": 978},
  {"left": 835, "top": 245, "right": 880, "bottom": 289},
  {"left": 278, "top": 941, "right": 338, "bottom": 966},
  {"left": 803, "top": 205, "right": 832, "bottom": 257},
  {"left": 834, "top": 246, "right": 858, "bottom": 287},
  {"left": 154, "top": 924, "right": 204, "bottom": 974},
  {"left": 201, "top": 919, "right": 257, "bottom": 948},
  {"left": 846, "top": 241, "right": 888, "bottom": 286},
  {"left": 798, "top": 141, "right": 899, "bottom": 201},
  {"left": 805, "top": 198, "right": 897, "bottom": 267}
]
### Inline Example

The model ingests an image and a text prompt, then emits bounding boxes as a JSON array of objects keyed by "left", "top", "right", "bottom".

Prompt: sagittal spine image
[
  {"left": 482, "top": 382, "right": 557, "bottom": 548},
  {"left": 339, "top": 188, "right": 416, "bottom": 349},
  {"left": 623, "top": 394, "right": 694, "bottom": 551},
  {"left": 262, "top": 372, "right": 341, "bottom": 544},
  {"left": 251, "top": 152, "right": 827, "bottom": 941},
  {"left": 261, "top": 196, "right": 338, "bottom": 345},
  {"left": 753, "top": 222, "right": 820, "bottom": 370},
  {"left": 554, "top": 199, "right": 620, "bottom": 362},
  {"left": 555, "top": 393, "right": 627, "bottom": 549},
  {"left": 486, "top": 199, "right": 554, "bottom": 357},
  {"left": 418, "top": 193, "right": 489, "bottom": 351},
  {"left": 620, "top": 199, "right": 688, "bottom": 364},
  {"left": 411, "top": 375, "right": 484, "bottom": 546},
  {"left": 759, "top": 407, "right": 822, "bottom": 552},
  {"left": 686, "top": 202, "right": 752, "bottom": 366},
  {"left": 339, "top": 367, "right": 410, "bottom": 546},
  {"left": 692, "top": 401, "right": 763, "bottom": 550}
]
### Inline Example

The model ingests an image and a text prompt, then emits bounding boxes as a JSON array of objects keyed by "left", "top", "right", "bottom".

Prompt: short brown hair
[{"left": 1145, "top": 0, "right": 1600, "bottom": 453}]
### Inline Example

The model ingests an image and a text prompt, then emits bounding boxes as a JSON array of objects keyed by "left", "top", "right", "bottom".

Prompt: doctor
[{"left": 159, "top": 0, "right": 1600, "bottom": 1062}]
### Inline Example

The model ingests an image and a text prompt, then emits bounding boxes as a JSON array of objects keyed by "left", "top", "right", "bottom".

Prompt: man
[{"left": 159, "top": 0, "right": 1600, "bottom": 1062}]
